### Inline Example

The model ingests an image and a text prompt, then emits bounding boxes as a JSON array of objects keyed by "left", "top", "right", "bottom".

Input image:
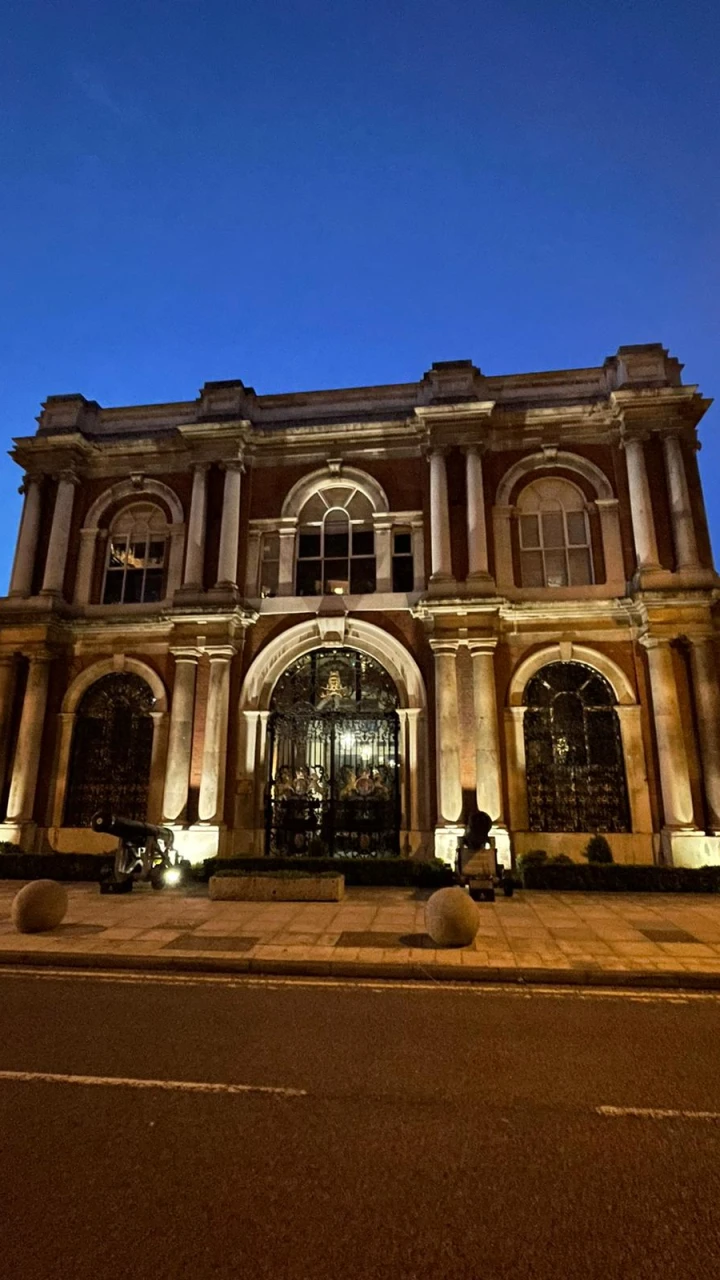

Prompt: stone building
[{"left": 0, "top": 343, "right": 718, "bottom": 868}]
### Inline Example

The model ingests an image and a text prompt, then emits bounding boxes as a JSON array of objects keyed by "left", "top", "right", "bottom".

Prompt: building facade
[{"left": 0, "top": 343, "right": 719, "bottom": 868}]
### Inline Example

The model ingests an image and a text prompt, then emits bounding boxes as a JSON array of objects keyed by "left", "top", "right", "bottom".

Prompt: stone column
[
  {"left": 662, "top": 433, "right": 701, "bottom": 571},
  {"left": 198, "top": 648, "right": 234, "bottom": 824},
  {"left": 431, "top": 641, "right": 462, "bottom": 823},
  {"left": 41, "top": 472, "right": 79, "bottom": 596},
  {"left": 505, "top": 706, "right": 528, "bottom": 831},
  {"left": 641, "top": 636, "right": 694, "bottom": 828},
  {"left": 0, "top": 656, "right": 16, "bottom": 796},
  {"left": 277, "top": 519, "right": 297, "bottom": 596},
  {"left": 469, "top": 641, "right": 503, "bottom": 822},
  {"left": 215, "top": 463, "right": 243, "bottom": 589},
  {"left": 6, "top": 654, "right": 51, "bottom": 823},
  {"left": 73, "top": 528, "right": 101, "bottom": 604},
  {"left": 428, "top": 450, "right": 455, "bottom": 587},
  {"left": 465, "top": 447, "right": 492, "bottom": 587},
  {"left": 373, "top": 516, "right": 393, "bottom": 593},
  {"left": 594, "top": 498, "right": 626, "bottom": 588},
  {"left": 405, "top": 707, "right": 422, "bottom": 833},
  {"left": 9, "top": 477, "right": 42, "bottom": 598},
  {"left": 615, "top": 704, "right": 653, "bottom": 835},
  {"left": 492, "top": 506, "right": 515, "bottom": 590},
  {"left": 162, "top": 650, "right": 200, "bottom": 823},
  {"left": 623, "top": 436, "right": 661, "bottom": 573},
  {"left": 688, "top": 637, "right": 720, "bottom": 832},
  {"left": 182, "top": 463, "right": 209, "bottom": 589}
]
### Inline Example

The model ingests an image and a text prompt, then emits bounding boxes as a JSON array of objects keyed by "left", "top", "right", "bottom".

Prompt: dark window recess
[
  {"left": 64, "top": 674, "right": 154, "bottom": 828},
  {"left": 392, "top": 529, "right": 414, "bottom": 593},
  {"left": 523, "top": 661, "right": 630, "bottom": 834}
]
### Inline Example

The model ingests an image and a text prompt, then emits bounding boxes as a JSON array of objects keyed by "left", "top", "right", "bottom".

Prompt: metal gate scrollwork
[
  {"left": 64, "top": 673, "right": 154, "bottom": 828},
  {"left": 266, "top": 649, "right": 401, "bottom": 857},
  {"left": 523, "top": 661, "right": 630, "bottom": 834}
]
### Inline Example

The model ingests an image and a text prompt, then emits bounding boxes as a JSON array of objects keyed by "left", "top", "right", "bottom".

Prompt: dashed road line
[
  {"left": 597, "top": 1105, "right": 720, "bottom": 1121},
  {"left": 0, "top": 1068, "right": 306, "bottom": 1098}
]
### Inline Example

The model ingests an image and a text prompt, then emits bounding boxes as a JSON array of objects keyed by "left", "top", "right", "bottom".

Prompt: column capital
[
  {"left": 170, "top": 647, "right": 203, "bottom": 663},
  {"left": 219, "top": 459, "right": 245, "bottom": 474},
  {"left": 18, "top": 474, "right": 42, "bottom": 496},
  {"left": 191, "top": 460, "right": 212, "bottom": 474},
  {"left": 204, "top": 645, "right": 236, "bottom": 662},
  {"left": 462, "top": 441, "right": 489, "bottom": 457},
  {"left": 619, "top": 430, "right": 651, "bottom": 448},
  {"left": 594, "top": 496, "right": 620, "bottom": 510},
  {"left": 429, "top": 639, "right": 460, "bottom": 656},
  {"left": 54, "top": 469, "right": 81, "bottom": 487},
  {"left": 639, "top": 634, "right": 672, "bottom": 652},
  {"left": 468, "top": 638, "right": 498, "bottom": 657}
]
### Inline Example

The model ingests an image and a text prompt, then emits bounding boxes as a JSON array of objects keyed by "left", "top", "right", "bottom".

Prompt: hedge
[
  {"left": 0, "top": 851, "right": 114, "bottom": 881},
  {"left": 521, "top": 861, "right": 720, "bottom": 893},
  {"left": 205, "top": 856, "right": 455, "bottom": 888}
]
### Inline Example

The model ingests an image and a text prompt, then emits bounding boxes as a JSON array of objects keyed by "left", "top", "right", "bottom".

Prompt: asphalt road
[{"left": 1, "top": 969, "right": 720, "bottom": 1280}]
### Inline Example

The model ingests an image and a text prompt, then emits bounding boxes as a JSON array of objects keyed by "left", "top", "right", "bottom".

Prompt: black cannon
[{"left": 92, "top": 812, "right": 183, "bottom": 894}]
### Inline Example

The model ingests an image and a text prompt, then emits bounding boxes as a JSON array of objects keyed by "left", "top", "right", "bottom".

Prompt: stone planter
[{"left": 209, "top": 874, "right": 345, "bottom": 902}]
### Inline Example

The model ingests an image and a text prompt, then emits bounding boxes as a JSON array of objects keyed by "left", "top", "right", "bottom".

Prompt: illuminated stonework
[{"left": 0, "top": 344, "right": 719, "bottom": 868}]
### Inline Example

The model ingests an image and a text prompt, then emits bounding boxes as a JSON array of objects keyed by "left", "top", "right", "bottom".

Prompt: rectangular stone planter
[{"left": 209, "top": 874, "right": 345, "bottom": 902}]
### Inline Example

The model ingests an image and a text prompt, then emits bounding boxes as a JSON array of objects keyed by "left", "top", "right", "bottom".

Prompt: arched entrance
[
  {"left": 523, "top": 661, "right": 630, "bottom": 833},
  {"left": 64, "top": 673, "right": 155, "bottom": 827},
  {"left": 266, "top": 648, "right": 401, "bottom": 856}
]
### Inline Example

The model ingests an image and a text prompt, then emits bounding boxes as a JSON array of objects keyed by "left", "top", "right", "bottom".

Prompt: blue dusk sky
[{"left": 2, "top": 0, "right": 718, "bottom": 587}]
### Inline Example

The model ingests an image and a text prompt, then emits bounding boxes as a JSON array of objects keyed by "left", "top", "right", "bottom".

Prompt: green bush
[
  {"left": 0, "top": 852, "right": 114, "bottom": 881},
  {"left": 517, "top": 849, "right": 548, "bottom": 868},
  {"left": 204, "top": 855, "right": 455, "bottom": 888},
  {"left": 584, "top": 834, "right": 614, "bottom": 864},
  {"left": 520, "top": 861, "right": 720, "bottom": 893}
]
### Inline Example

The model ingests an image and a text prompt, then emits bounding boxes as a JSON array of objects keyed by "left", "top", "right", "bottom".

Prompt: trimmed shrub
[
  {"left": 520, "top": 861, "right": 720, "bottom": 893},
  {"left": 517, "top": 850, "right": 548, "bottom": 869},
  {"left": 204, "top": 856, "right": 455, "bottom": 888},
  {"left": 584, "top": 834, "right": 614, "bottom": 864},
  {"left": 0, "top": 852, "right": 114, "bottom": 881}
]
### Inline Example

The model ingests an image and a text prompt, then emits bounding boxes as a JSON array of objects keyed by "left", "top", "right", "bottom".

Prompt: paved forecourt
[{"left": 3, "top": 882, "right": 720, "bottom": 986}]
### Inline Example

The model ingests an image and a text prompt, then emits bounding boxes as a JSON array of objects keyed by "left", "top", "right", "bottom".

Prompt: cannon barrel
[{"left": 91, "top": 812, "right": 174, "bottom": 848}]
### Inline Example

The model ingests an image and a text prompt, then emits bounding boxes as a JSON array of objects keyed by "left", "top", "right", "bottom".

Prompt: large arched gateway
[
  {"left": 265, "top": 648, "right": 401, "bottom": 857},
  {"left": 64, "top": 673, "right": 155, "bottom": 827}
]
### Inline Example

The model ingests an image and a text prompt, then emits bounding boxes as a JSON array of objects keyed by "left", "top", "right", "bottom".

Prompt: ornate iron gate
[
  {"left": 266, "top": 649, "right": 400, "bottom": 857},
  {"left": 523, "top": 661, "right": 630, "bottom": 833},
  {"left": 64, "top": 673, "right": 154, "bottom": 827}
]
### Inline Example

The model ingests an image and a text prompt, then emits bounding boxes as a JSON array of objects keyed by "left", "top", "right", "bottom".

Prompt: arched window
[
  {"left": 64, "top": 673, "right": 155, "bottom": 826},
  {"left": 523, "top": 661, "right": 630, "bottom": 833},
  {"left": 296, "top": 487, "right": 376, "bottom": 596},
  {"left": 102, "top": 504, "right": 168, "bottom": 604},
  {"left": 517, "top": 479, "right": 593, "bottom": 588}
]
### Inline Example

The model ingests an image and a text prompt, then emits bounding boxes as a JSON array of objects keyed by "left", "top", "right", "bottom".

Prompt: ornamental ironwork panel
[
  {"left": 266, "top": 649, "right": 400, "bottom": 857},
  {"left": 64, "top": 674, "right": 154, "bottom": 828},
  {"left": 523, "top": 661, "right": 630, "bottom": 833}
]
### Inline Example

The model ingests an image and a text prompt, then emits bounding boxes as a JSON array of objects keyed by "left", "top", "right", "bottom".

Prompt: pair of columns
[
  {"left": 642, "top": 635, "right": 720, "bottom": 834},
  {"left": 428, "top": 447, "right": 492, "bottom": 590},
  {"left": 10, "top": 472, "right": 79, "bottom": 600},
  {"left": 161, "top": 647, "right": 234, "bottom": 826},
  {"left": 182, "top": 462, "right": 243, "bottom": 592},
  {"left": 430, "top": 640, "right": 503, "bottom": 826},
  {"left": 624, "top": 432, "right": 701, "bottom": 576}
]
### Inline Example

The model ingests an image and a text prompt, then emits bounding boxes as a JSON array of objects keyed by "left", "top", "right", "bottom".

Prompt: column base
[
  {"left": 464, "top": 572, "right": 497, "bottom": 597},
  {"left": 168, "top": 823, "right": 226, "bottom": 863},
  {"left": 428, "top": 575, "right": 458, "bottom": 598},
  {"left": 490, "top": 825, "right": 512, "bottom": 869},
  {"left": 661, "top": 828, "right": 720, "bottom": 868},
  {"left": 207, "top": 584, "right": 240, "bottom": 604},
  {"left": 174, "top": 584, "right": 207, "bottom": 604},
  {"left": 433, "top": 824, "right": 464, "bottom": 866},
  {"left": 0, "top": 821, "right": 36, "bottom": 851}
]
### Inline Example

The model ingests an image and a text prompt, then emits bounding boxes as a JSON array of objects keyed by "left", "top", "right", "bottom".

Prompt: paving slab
[{"left": 2, "top": 880, "right": 720, "bottom": 987}]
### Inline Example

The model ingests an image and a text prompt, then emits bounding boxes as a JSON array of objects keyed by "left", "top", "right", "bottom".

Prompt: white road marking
[
  {"left": 0, "top": 1068, "right": 306, "bottom": 1098},
  {"left": 597, "top": 1105, "right": 720, "bottom": 1121},
  {"left": 0, "top": 965, "right": 717, "bottom": 1003}
]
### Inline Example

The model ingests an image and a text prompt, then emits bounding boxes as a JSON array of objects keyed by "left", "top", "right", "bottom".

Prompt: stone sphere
[
  {"left": 425, "top": 886, "right": 480, "bottom": 948},
  {"left": 12, "top": 880, "right": 68, "bottom": 934}
]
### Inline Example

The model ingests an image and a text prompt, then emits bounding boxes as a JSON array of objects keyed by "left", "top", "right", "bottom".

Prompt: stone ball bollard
[
  {"left": 425, "top": 886, "right": 480, "bottom": 948},
  {"left": 12, "top": 880, "right": 68, "bottom": 934}
]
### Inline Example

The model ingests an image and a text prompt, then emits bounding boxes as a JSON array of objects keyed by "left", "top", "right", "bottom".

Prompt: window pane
[
  {"left": 299, "top": 494, "right": 327, "bottom": 523},
  {"left": 544, "top": 550, "right": 568, "bottom": 587},
  {"left": 124, "top": 570, "right": 144, "bottom": 602},
  {"left": 146, "top": 540, "right": 166, "bottom": 567},
  {"left": 566, "top": 511, "right": 587, "bottom": 546},
  {"left": 351, "top": 559, "right": 377, "bottom": 594},
  {"left": 541, "top": 512, "right": 565, "bottom": 549},
  {"left": 393, "top": 532, "right": 412, "bottom": 555},
  {"left": 568, "top": 547, "right": 592, "bottom": 585},
  {"left": 324, "top": 530, "right": 349, "bottom": 557},
  {"left": 102, "top": 572, "right": 123, "bottom": 604},
  {"left": 108, "top": 538, "right": 128, "bottom": 568},
  {"left": 520, "top": 550, "right": 544, "bottom": 587},
  {"left": 519, "top": 515, "right": 540, "bottom": 549},
  {"left": 324, "top": 560, "right": 349, "bottom": 594},
  {"left": 392, "top": 557, "right": 414, "bottom": 592},
  {"left": 352, "top": 529, "right": 374, "bottom": 556},
  {"left": 298, "top": 532, "right": 321, "bottom": 558},
  {"left": 128, "top": 539, "right": 148, "bottom": 567},
  {"left": 296, "top": 560, "right": 322, "bottom": 595},
  {"left": 143, "top": 570, "right": 164, "bottom": 602}
]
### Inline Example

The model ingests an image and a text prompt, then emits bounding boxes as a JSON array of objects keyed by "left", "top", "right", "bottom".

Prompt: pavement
[
  {"left": 3, "top": 969, "right": 720, "bottom": 1278},
  {"left": 5, "top": 880, "right": 720, "bottom": 987}
]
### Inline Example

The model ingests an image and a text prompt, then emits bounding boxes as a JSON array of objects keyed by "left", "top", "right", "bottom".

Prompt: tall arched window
[
  {"left": 64, "top": 673, "right": 154, "bottom": 826},
  {"left": 296, "top": 487, "right": 376, "bottom": 595},
  {"left": 523, "top": 661, "right": 630, "bottom": 832},
  {"left": 102, "top": 504, "right": 168, "bottom": 604},
  {"left": 517, "top": 479, "right": 593, "bottom": 588}
]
